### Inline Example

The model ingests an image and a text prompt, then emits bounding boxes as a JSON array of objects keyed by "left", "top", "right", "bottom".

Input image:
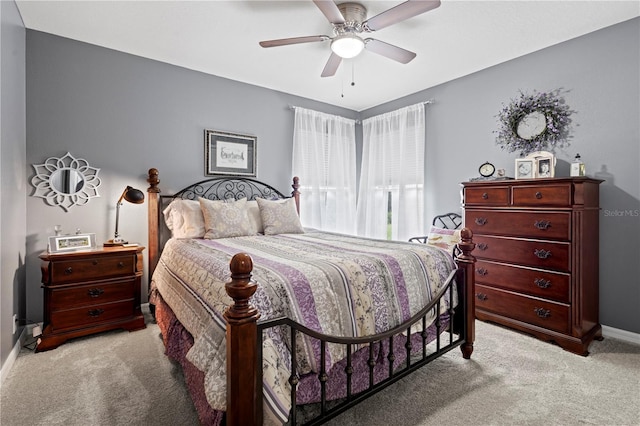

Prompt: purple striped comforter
[{"left": 151, "top": 230, "right": 457, "bottom": 425}]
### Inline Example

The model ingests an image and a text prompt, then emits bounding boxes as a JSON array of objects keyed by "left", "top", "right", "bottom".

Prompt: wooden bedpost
[
  {"left": 455, "top": 227, "right": 476, "bottom": 359},
  {"left": 292, "top": 176, "right": 300, "bottom": 214},
  {"left": 147, "top": 168, "right": 161, "bottom": 288},
  {"left": 224, "top": 253, "right": 261, "bottom": 426}
]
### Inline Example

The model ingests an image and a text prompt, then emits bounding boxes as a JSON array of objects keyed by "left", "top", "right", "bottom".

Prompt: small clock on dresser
[{"left": 37, "top": 245, "right": 146, "bottom": 351}]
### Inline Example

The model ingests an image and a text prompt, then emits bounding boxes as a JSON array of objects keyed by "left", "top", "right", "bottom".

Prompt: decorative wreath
[{"left": 495, "top": 89, "right": 574, "bottom": 156}]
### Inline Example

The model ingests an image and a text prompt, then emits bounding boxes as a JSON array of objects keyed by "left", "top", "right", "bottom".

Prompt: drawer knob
[
  {"left": 534, "top": 249, "right": 552, "bottom": 259},
  {"left": 117, "top": 261, "right": 125, "bottom": 268},
  {"left": 88, "top": 308, "right": 105, "bottom": 318},
  {"left": 534, "top": 307, "right": 551, "bottom": 318},
  {"left": 474, "top": 217, "right": 487, "bottom": 226},
  {"left": 92, "top": 260, "right": 99, "bottom": 265},
  {"left": 64, "top": 267, "right": 73, "bottom": 275},
  {"left": 534, "top": 220, "right": 551, "bottom": 230},
  {"left": 535, "top": 191, "right": 543, "bottom": 199},
  {"left": 534, "top": 278, "right": 552, "bottom": 289},
  {"left": 482, "top": 192, "right": 489, "bottom": 200},
  {"left": 88, "top": 288, "right": 105, "bottom": 298},
  {"left": 475, "top": 293, "right": 488, "bottom": 301},
  {"left": 477, "top": 243, "right": 488, "bottom": 251},
  {"left": 476, "top": 267, "right": 488, "bottom": 276}
]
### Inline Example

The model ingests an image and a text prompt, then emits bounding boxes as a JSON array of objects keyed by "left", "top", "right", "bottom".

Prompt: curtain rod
[{"left": 288, "top": 99, "right": 434, "bottom": 124}]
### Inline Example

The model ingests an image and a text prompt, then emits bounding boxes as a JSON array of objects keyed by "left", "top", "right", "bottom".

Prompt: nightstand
[{"left": 37, "top": 245, "right": 146, "bottom": 352}]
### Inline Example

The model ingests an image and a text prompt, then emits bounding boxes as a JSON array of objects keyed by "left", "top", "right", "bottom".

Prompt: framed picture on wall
[
  {"left": 515, "top": 159, "right": 534, "bottom": 179},
  {"left": 204, "top": 129, "right": 257, "bottom": 176}
]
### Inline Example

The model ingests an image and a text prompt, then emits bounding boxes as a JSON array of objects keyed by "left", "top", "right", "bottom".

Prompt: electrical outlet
[{"left": 12, "top": 314, "right": 18, "bottom": 334}]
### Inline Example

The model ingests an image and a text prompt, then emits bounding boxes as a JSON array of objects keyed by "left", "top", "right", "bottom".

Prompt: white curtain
[
  {"left": 356, "top": 103, "right": 425, "bottom": 241},
  {"left": 292, "top": 107, "right": 357, "bottom": 234}
]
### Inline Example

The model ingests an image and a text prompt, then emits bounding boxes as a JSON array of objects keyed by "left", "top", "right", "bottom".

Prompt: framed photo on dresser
[{"left": 515, "top": 158, "right": 534, "bottom": 179}]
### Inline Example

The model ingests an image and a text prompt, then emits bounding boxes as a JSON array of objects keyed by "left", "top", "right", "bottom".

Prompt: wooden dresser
[
  {"left": 461, "top": 177, "right": 602, "bottom": 355},
  {"left": 37, "top": 245, "right": 146, "bottom": 351}
]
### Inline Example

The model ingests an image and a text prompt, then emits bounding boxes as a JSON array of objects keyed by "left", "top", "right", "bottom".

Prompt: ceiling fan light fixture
[{"left": 331, "top": 33, "right": 364, "bottom": 59}]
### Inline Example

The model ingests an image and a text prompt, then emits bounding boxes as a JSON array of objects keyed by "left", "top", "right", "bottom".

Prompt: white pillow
[
  {"left": 199, "top": 197, "right": 255, "bottom": 239},
  {"left": 256, "top": 197, "right": 304, "bottom": 235},
  {"left": 246, "top": 200, "right": 264, "bottom": 234},
  {"left": 162, "top": 199, "right": 206, "bottom": 239},
  {"left": 426, "top": 226, "right": 461, "bottom": 255}
]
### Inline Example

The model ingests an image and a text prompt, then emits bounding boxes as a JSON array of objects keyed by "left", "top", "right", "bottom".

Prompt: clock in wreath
[{"left": 495, "top": 89, "right": 575, "bottom": 156}]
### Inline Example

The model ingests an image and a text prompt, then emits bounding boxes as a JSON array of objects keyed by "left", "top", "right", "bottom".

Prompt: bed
[{"left": 146, "top": 168, "right": 476, "bottom": 426}]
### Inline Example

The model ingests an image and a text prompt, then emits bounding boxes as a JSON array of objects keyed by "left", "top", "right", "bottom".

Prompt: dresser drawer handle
[
  {"left": 482, "top": 192, "right": 489, "bottom": 200},
  {"left": 534, "top": 249, "right": 552, "bottom": 259},
  {"left": 88, "top": 309, "right": 105, "bottom": 318},
  {"left": 476, "top": 267, "right": 488, "bottom": 276},
  {"left": 534, "top": 307, "right": 551, "bottom": 318},
  {"left": 64, "top": 267, "right": 73, "bottom": 275},
  {"left": 117, "top": 261, "right": 125, "bottom": 268},
  {"left": 92, "top": 260, "right": 99, "bottom": 265},
  {"left": 477, "top": 243, "right": 488, "bottom": 251},
  {"left": 535, "top": 191, "right": 543, "bottom": 199},
  {"left": 534, "top": 220, "right": 551, "bottom": 230},
  {"left": 534, "top": 278, "right": 552, "bottom": 289},
  {"left": 474, "top": 217, "right": 487, "bottom": 226},
  {"left": 87, "top": 288, "right": 105, "bottom": 298},
  {"left": 475, "top": 293, "right": 488, "bottom": 301}
]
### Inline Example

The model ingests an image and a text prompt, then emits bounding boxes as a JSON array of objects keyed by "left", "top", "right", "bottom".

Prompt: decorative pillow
[
  {"left": 256, "top": 197, "right": 304, "bottom": 235},
  {"left": 246, "top": 199, "right": 264, "bottom": 234},
  {"left": 426, "top": 226, "right": 461, "bottom": 254},
  {"left": 162, "top": 199, "right": 206, "bottom": 239},
  {"left": 199, "top": 197, "right": 254, "bottom": 239}
]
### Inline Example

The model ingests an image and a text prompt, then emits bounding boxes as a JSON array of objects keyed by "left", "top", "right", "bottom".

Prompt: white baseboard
[
  {"left": 0, "top": 326, "right": 27, "bottom": 385},
  {"left": 602, "top": 324, "right": 640, "bottom": 345}
]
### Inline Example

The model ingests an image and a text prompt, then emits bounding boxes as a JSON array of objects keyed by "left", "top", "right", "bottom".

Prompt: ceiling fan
[{"left": 259, "top": 0, "right": 441, "bottom": 77}]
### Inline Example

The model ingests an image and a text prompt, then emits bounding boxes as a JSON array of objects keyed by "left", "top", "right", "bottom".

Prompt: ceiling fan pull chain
[{"left": 351, "top": 62, "right": 356, "bottom": 87}]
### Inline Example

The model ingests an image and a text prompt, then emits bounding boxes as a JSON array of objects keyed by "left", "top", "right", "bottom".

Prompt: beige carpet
[{"left": 1, "top": 305, "right": 638, "bottom": 426}]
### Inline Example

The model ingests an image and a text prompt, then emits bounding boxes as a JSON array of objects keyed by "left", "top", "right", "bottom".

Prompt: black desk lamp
[{"left": 105, "top": 186, "right": 144, "bottom": 246}]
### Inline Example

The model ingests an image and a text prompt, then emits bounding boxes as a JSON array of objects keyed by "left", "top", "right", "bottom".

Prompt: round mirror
[
  {"left": 50, "top": 168, "right": 85, "bottom": 194},
  {"left": 516, "top": 111, "right": 547, "bottom": 140},
  {"left": 31, "top": 152, "right": 101, "bottom": 212}
]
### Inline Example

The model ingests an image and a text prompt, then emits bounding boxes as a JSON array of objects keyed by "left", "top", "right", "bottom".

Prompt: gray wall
[
  {"left": 24, "top": 30, "right": 358, "bottom": 324},
  {"left": 362, "top": 18, "right": 640, "bottom": 334},
  {"left": 0, "top": 0, "right": 26, "bottom": 371},
  {"left": 21, "top": 17, "right": 640, "bottom": 342}
]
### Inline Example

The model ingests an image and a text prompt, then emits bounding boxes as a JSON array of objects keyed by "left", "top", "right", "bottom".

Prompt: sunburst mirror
[{"left": 31, "top": 152, "right": 101, "bottom": 211}]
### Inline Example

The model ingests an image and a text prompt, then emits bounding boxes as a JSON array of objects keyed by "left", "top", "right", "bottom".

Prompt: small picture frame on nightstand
[{"left": 48, "top": 233, "right": 96, "bottom": 253}]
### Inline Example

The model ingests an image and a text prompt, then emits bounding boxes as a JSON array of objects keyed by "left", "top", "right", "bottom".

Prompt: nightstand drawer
[
  {"left": 50, "top": 300, "right": 135, "bottom": 332},
  {"left": 49, "top": 278, "right": 136, "bottom": 310},
  {"left": 463, "top": 186, "right": 510, "bottom": 206},
  {"left": 475, "top": 260, "right": 570, "bottom": 303},
  {"left": 50, "top": 254, "right": 134, "bottom": 284},
  {"left": 512, "top": 184, "right": 572, "bottom": 207},
  {"left": 475, "top": 285, "right": 570, "bottom": 334},
  {"left": 473, "top": 235, "right": 570, "bottom": 272},
  {"left": 465, "top": 210, "right": 571, "bottom": 240}
]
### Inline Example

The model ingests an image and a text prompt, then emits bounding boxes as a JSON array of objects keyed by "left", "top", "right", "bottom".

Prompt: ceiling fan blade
[
  {"left": 312, "top": 0, "right": 345, "bottom": 24},
  {"left": 321, "top": 52, "right": 342, "bottom": 77},
  {"left": 259, "top": 35, "right": 329, "bottom": 48},
  {"left": 364, "top": 38, "right": 416, "bottom": 64},
  {"left": 364, "top": 0, "right": 441, "bottom": 32}
]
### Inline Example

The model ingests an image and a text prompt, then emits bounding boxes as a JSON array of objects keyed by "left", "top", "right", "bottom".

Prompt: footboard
[{"left": 224, "top": 230, "right": 476, "bottom": 426}]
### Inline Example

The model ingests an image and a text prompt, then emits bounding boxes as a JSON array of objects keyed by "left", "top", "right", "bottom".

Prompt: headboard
[{"left": 146, "top": 168, "right": 300, "bottom": 282}]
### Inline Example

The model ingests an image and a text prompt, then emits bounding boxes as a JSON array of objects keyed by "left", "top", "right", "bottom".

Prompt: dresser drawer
[
  {"left": 475, "top": 285, "right": 570, "bottom": 334},
  {"left": 475, "top": 260, "right": 570, "bottom": 303},
  {"left": 473, "top": 235, "right": 570, "bottom": 272},
  {"left": 50, "top": 300, "right": 135, "bottom": 332},
  {"left": 50, "top": 254, "right": 134, "bottom": 284},
  {"left": 49, "top": 278, "right": 136, "bottom": 310},
  {"left": 465, "top": 210, "right": 571, "bottom": 240},
  {"left": 463, "top": 186, "right": 510, "bottom": 206},
  {"left": 512, "top": 184, "right": 572, "bottom": 207}
]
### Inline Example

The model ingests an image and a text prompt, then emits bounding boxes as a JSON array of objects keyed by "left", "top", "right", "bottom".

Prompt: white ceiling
[{"left": 16, "top": 1, "right": 640, "bottom": 111}]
